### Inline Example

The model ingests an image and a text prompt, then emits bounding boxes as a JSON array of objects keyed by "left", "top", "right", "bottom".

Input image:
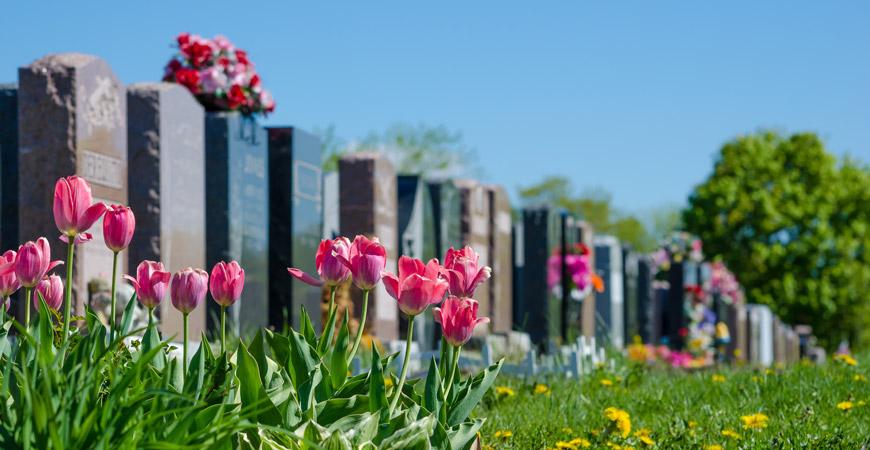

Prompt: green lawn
[{"left": 477, "top": 356, "right": 869, "bottom": 449}]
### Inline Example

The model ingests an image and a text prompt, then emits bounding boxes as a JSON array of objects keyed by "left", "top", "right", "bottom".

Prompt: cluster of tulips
[{"left": 288, "top": 235, "right": 492, "bottom": 412}]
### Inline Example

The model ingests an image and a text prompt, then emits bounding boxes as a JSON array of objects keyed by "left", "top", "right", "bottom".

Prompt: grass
[{"left": 477, "top": 356, "right": 870, "bottom": 449}]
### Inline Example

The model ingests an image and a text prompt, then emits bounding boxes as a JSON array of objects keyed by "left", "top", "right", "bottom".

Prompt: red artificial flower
[
  {"left": 162, "top": 59, "right": 182, "bottom": 81},
  {"left": 174, "top": 68, "right": 201, "bottom": 94},
  {"left": 249, "top": 73, "right": 261, "bottom": 88},
  {"left": 177, "top": 32, "right": 191, "bottom": 46},
  {"left": 217, "top": 56, "right": 230, "bottom": 67},
  {"left": 235, "top": 49, "right": 249, "bottom": 65},
  {"left": 227, "top": 84, "right": 246, "bottom": 109},
  {"left": 186, "top": 40, "right": 213, "bottom": 68}
]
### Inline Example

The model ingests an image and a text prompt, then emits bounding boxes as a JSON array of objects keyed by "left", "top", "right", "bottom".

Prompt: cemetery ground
[{"left": 478, "top": 354, "right": 870, "bottom": 449}]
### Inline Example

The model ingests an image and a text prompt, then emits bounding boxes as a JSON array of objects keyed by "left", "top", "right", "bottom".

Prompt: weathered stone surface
[
  {"left": 205, "top": 112, "right": 269, "bottom": 335},
  {"left": 339, "top": 153, "right": 398, "bottom": 341},
  {"left": 17, "top": 53, "right": 127, "bottom": 321},
  {"left": 127, "top": 82, "right": 205, "bottom": 337},
  {"left": 0, "top": 84, "right": 18, "bottom": 252},
  {"left": 267, "top": 127, "right": 322, "bottom": 330},
  {"left": 485, "top": 184, "right": 512, "bottom": 334}
]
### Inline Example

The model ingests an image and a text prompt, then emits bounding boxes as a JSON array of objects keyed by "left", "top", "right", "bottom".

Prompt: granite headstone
[
  {"left": 517, "top": 207, "right": 562, "bottom": 351},
  {"left": 485, "top": 184, "right": 512, "bottom": 334},
  {"left": 455, "top": 179, "right": 491, "bottom": 332},
  {"left": 0, "top": 84, "right": 18, "bottom": 252},
  {"left": 594, "top": 235, "right": 625, "bottom": 349}
]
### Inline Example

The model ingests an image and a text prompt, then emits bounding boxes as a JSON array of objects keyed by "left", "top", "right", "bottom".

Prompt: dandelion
[
  {"left": 687, "top": 421, "right": 698, "bottom": 429},
  {"left": 494, "top": 430, "right": 513, "bottom": 439},
  {"left": 837, "top": 401, "right": 853, "bottom": 411},
  {"left": 711, "top": 374, "right": 726, "bottom": 383},
  {"left": 562, "top": 427, "right": 574, "bottom": 434},
  {"left": 556, "top": 441, "right": 578, "bottom": 449},
  {"left": 495, "top": 385, "right": 516, "bottom": 397},
  {"left": 535, "top": 383, "right": 551, "bottom": 395},
  {"left": 741, "top": 413, "right": 769, "bottom": 429},
  {"left": 705, "top": 445, "right": 724, "bottom": 450},
  {"left": 833, "top": 354, "right": 858, "bottom": 366},
  {"left": 569, "top": 437, "right": 591, "bottom": 448},
  {"left": 751, "top": 375, "right": 761, "bottom": 383},
  {"left": 721, "top": 429, "right": 741, "bottom": 440},
  {"left": 604, "top": 407, "right": 632, "bottom": 438},
  {"left": 601, "top": 378, "right": 614, "bottom": 387},
  {"left": 634, "top": 428, "right": 655, "bottom": 446},
  {"left": 764, "top": 368, "right": 775, "bottom": 376}
]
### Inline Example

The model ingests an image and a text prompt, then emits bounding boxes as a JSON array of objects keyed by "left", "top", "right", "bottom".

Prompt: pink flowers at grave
[
  {"left": 433, "top": 296, "right": 490, "bottom": 346},
  {"left": 443, "top": 246, "right": 491, "bottom": 298},
  {"left": 210, "top": 261, "right": 245, "bottom": 307},
  {"left": 288, "top": 237, "right": 352, "bottom": 287},
  {"left": 53, "top": 176, "right": 107, "bottom": 244},
  {"left": 163, "top": 33, "right": 276, "bottom": 115},
  {"left": 342, "top": 235, "right": 387, "bottom": 290},
  {"left": 125, "top": 261, "right": 171, "bottom": 310},
  {"left": 546, "top": 243, "right": 603, "bottom": 297},
  {"left": 35, "top": 275, "right": 63, "bottom": 311},
  {"left": 170, "top": 268, "right": 209, "bottom": 314},
  {"left": 103, "top": 205, "right": 136, "bottom": 252},
  {"left": 382, "top": 256, "right": 449, "bottom": 316},
  {"left": 10, "top": 238, "right": 62, "bottom": 288}
]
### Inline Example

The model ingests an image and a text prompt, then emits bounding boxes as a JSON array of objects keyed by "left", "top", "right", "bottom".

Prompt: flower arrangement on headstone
[
  {"left": 546, "top": 243, "right": 604, "bottom": 301},
  {"left": 162, "top": 33, "right": 275, "bottom": 114}
]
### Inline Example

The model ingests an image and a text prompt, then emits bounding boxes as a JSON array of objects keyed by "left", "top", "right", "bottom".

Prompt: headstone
[
  {"left": 747, "top": 304, "right": 774, "bottom": 366},
  {"left": 0, "top": 84, "right": 18, "bottom": 252},
  {"left": 127, "top": 82, "right": 206, "bottom": 337},
  {"left": 664, "top": 259, "right": 697, "bottom": 349},
  {"left": 773, "top": 317, "right": 787, "bottom": 365},
  {"left": 322, "top": 172, "right": 340, "bottom": 239},
  {"left": 516, "top": 207, "right": 562, "bottom": 350},
  {"left": 267, "top": 127, "right": 322, "bottom": 330},
  {"left": 485, "top": 184, "right": 512, "bottom": 334},
  {"left": 594, "top": 235, "right": 625, "bottom": 349},
  {"left": 205, "top": 112, "right": 269, "bottom": 335},
  {"left": 426, "top": 179, "right": 462, "bottom": 257},
  {"left": 728, "top": 302, "right": 748, "bottom": 363},
  {"left": 635, "top": 256, "right": 654, "bottom": 343},
  {"left": 396, "top": 175, "right": 437, "bottom": 349},
  {"left": 576, "top": 221, "right": 596, "bottom": 339},
  {"left": 455, "top": 179, "right": 491, "bottom": 333},
  {"left": 17, "top": 54, "right": 127, "bottom": 321},
  {"left": 339, "top": 153, "right": 398, "bottom": 341},
  {"left": 622, "top": 247, "right": 639, "bottom": 341},
  {"left": 559, "top": 213, "right": 582, "bottom": 342}
]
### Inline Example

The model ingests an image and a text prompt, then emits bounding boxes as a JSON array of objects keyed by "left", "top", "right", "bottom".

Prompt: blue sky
[{"left": 2, "top": 1, "right": 868, "bottom": 214}]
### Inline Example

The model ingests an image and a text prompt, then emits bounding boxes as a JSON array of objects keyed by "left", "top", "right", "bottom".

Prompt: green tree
[{"left": 682, "top": 131, "right": 870, "bottom": 349}]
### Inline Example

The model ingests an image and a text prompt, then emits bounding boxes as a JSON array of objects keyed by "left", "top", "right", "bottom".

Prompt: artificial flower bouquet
[
  {"left": 163, "top": 33, "right": 275, "bottom": 115},
  {"left": 546, "top": 243, "right": 604, "bottom": 301}
]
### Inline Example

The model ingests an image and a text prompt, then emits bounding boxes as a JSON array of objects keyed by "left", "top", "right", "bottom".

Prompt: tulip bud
[
  {"left": 209, "top": 260, "right": 245, "bottom": 307},
  {"left": 443, "top": 246, "right": 491, "bottom": 298},
  {"left": 382, "top": 256, "right": 449, "bottom": 316},
  {"left": 170, "top": 268, "right": 208, "bottom": 314},
  {"left": 124, "top": 260, "right": 171, "bottom": 309},
  {"left": 53, "top": 176, "right": 107, "bottom": 244},
  {"left": 103, "top": 204, "right": 136, "bottom": 252},
  {"left": 0, "top": 250, "right": 21, "bottom": 298},
  {"left": 14, "top": 238, "right": 63, "bottom": 288},
  {"left": 35, "top": 274, "right": 64, "bottom": 311},
  {"left": 288, "top": 237, "right": 352, "bottom": 287},
  {"left": 344, "top": 235, "right": 386, "bottom": 290},
  {"left": 433, "top": 296, "right": 490, "bottom": 347}
]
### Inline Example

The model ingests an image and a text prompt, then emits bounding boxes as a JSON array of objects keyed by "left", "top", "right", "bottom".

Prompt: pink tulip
[
  {"left": 383, "top": 256, "right": 449, "bottom": 316},
  {"left": 103, "top": 204, "right": 136, "bottom": 252},
  {"left": 209, "top": 260, "right": 245, "bottom": 307},
  {"left": 0, "top": 250, "right": 21, "bottom": 298},
  {"left": 53, "top": 176, "right": 108, "bottom": 244},
  {"left": 8, "top": 238, "right": 63, "bottom": 288},
  {"left": 443, "top": 246, "right": 491, "bottom": 298},
  {"left": 35, "top": 274, "right": 64, "bottom": 311},
  {"left": 288, "top": 237, "right": 351, "bottom": 287},
  {"left": 433, "top": 295, "right": 490, "bottom": 347},
  {"left": 170, "top": 268, "right": 209, "bottom": 314},
  {"left": 124, "top": 260, "right": 171, "bottom": 309},
  {"left": 338, "top": 235, "right": 386, "bottom": 290}
]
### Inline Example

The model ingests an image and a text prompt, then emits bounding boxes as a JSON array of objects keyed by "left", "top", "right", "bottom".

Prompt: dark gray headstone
[
  {"left": 397, "top": 175, "right": 437, "bottom": 348},
  {"left": 485, "top": 184, "right": 512, "bottom": 334},
  {"left": 622, "top": 247, "right": 639, "bottom": 341},
  {"left": 594, "top": 235, "right": 624, "bottom": 349},
  {"left": 127, "top": 82, "right": 205, "bottom": 337},
  {"left": 267, "top": 127, "right": 322, "bottom": 330},
  {"left": 517, "top": 207, "right": 562, "bottom": 351},
  {"left": 18, "top": 53, "right": 127, "bottom": 320},
  {"left": 205, "top": 112, "right": 269, "bottom": 335},
  {"left": 635, "top": 256, "right": 654, "bottom": 343},
  {"left": 339, "top": 153, "right": 398, "bottom": 341},
  {"left": 426, "top": 179, "right": 462, "bottom": 258},
  {"left": 0, "top": 84, "right": 18, "bottom": 252}
]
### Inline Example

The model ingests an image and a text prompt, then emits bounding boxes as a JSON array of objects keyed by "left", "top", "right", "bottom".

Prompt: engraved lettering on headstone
[
  {"left": 81, "top": 150, "right": 123, "bottom": 189},
  {"left": 293, "top": 160, "right": 322, "bottom": 202},
  {"left": 81, "top": 76, "right": 123, "bottom": 133}
]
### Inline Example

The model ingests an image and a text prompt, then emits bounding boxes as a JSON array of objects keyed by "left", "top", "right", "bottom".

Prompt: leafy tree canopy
[{"left": 683, "top": 131, "right": 869, "bottom": 349}]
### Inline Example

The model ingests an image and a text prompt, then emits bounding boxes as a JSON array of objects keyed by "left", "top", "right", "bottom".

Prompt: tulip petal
[
  {"left": 59, "top": 234, "right": 69, "bottom": 244},
  {"left": 287, "top": 268, "right": 323, "bottom": 286},
  {"left": 77, "top": 202, "right": 108, "bottom": 232},
  {"left": 46, "top": 260, "right": 64, "bottom": 273},
  {"left": 334, "top": 253, "right": 353, "bottom": 271},
  {"left": 123, "top": 274, "right": 140, "bottom": 291},
  {"left": 0, "top": 261, "right": 13, "bottom": 276},
  {"left": 74, "top": 233, "right": 92, "bottom": 245},
  {"left": 398, "top": 256, "right": 424, "bottom": 280},
  {"left": 382, "top": 272, "right": 399, "bottom": 300}
]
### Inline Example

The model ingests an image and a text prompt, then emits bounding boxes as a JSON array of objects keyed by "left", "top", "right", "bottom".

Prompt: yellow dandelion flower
[
  {"left": 711, "top": 374, "right": 726, "bottom": 383},
  {"left": 764, "top": 368, "right": 775, "bottom": 376},
  {"left": 751, "top": 375, "right": 761, "bottom": 383},
  {"left": 854, "top": 374, "right": 867, "bottom": 383},
  {"left": 601, "top": 378, "right": 614, "bottom": 387},
  {"left": 833, "top": 354, "right": 858, "bottom": 366},
  {"left": 741, "top": 413, "right": 769, "bottom": 429},
  {"left": 494, "top": 430, "right": 513, "bottom": 439},
  {"left": 604, "top": 407, "right": 632, "bottom": 438},
  {"left": 590, "top": 429, "right": 601, "bottom": 437},
  {"left": 705, "top": 445, "right": 724, "bottom": 450},
  {"left": 721, "top": 429, "right": 741, "bottom": 440},
  {"left": 495, "top": 385, "right": 516, "bottom": 397},
  {"left": 837, "top": 401, "right": 853, "bottom": 411},
  {"left": 687, "top": 420, "right": 698, "bottom": 429},
  {"left": 556, "top": 441, "right": 578, "bottom": 449},
  {"left": 569, "top": 437, "right": 591, "bottom": 448},
  {"left": 634, "top": 428, "right": 655, "bottom": 446},
  {"left": 534, "top": 383, "right": 551, "bottom": 395}
]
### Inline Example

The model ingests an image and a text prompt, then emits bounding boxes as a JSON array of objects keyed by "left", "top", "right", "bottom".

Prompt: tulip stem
[
  {"left": 389, "top": 316, "right": 415, "bottom": 415},
  {"left": 346, "top": 289, "right": 369, "bottom": 365},
  {"left": 220, "top": 305, "right": 226, "bottom": 354},
  {"left": 443, "top": 345, "right": 461, "bottom": 402},
  {"left": 318, "top": 286, "right": 337, "bottom": 354},
  {"left": 25, "top": 287, "right": 32, "bottom": 328},
  {"left": 148, "top": 307, "right": 154, "bottom": 329},
  {"left": 182, "top": 312, "right": 189, "bottom": 380},
  {"left": 0, "top": 296, "right": 6, "bottom": 323},
  {"left": 109, "top": 251, "right": 119, "bottom": 343},
  {"left": 61, "top": 240, "right": 75, "bottom": 349}
]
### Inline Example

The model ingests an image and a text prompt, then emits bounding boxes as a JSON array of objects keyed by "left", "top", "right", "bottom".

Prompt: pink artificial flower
[
  {"left": 213, "top": 35, "right": 234, "bottom": 51},
  {"left": 668, "top": 351, "right": 693, "bottom": 368},
  {"left": 0, "top": 250, "right": 21, "bottom": 298},
  {"left": 209, "top": 260, "right": 245, "bottom": 307},
  {"left": 35, "top": 274, "right": 63, "bottom": 311},
  {"left": 443, "top": 246, "right": 491, "bottom": 298},
  {"left": 124, "top": 260, "right": 171, "bottom": 309},
  {"left": 201, "top": 66, "right": 228, "bottom": 93},
  {"left": 103, "top": 204, "right": 135, "bottom": 252},
  {"left": 170, "top": 268, "right": 208, "bottom": 314},
  {"left": 338, "top": 235, "right": 386, "bottom": 290},
  {"left": 433, "top": 296, "right": 490, "bottom": 346},
  {"left": 53, "top": 176, "right": 108, "bottom": 244},
  {"left": 7, "top": 238, "right": 63, "bottom": 288},
  {"left": 288, "top": 237, "right": 352, "bottom": 287},
  {"left": 383, "top": 256, "right": 449, "bottom": 316}
]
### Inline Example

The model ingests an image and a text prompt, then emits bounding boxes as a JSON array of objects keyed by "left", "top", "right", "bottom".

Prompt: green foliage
[
  {"left": 0, "top": 296, "right": 500, "bottom": 449},
  {"left": 480, "top": 357, "right": 870, "bottom": 448},
  {"left": 317, "top": 123, "right": 479, "bottom": 177},
  {"left": 682, "top": 131, "right": 870, "bottom": 349}
]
